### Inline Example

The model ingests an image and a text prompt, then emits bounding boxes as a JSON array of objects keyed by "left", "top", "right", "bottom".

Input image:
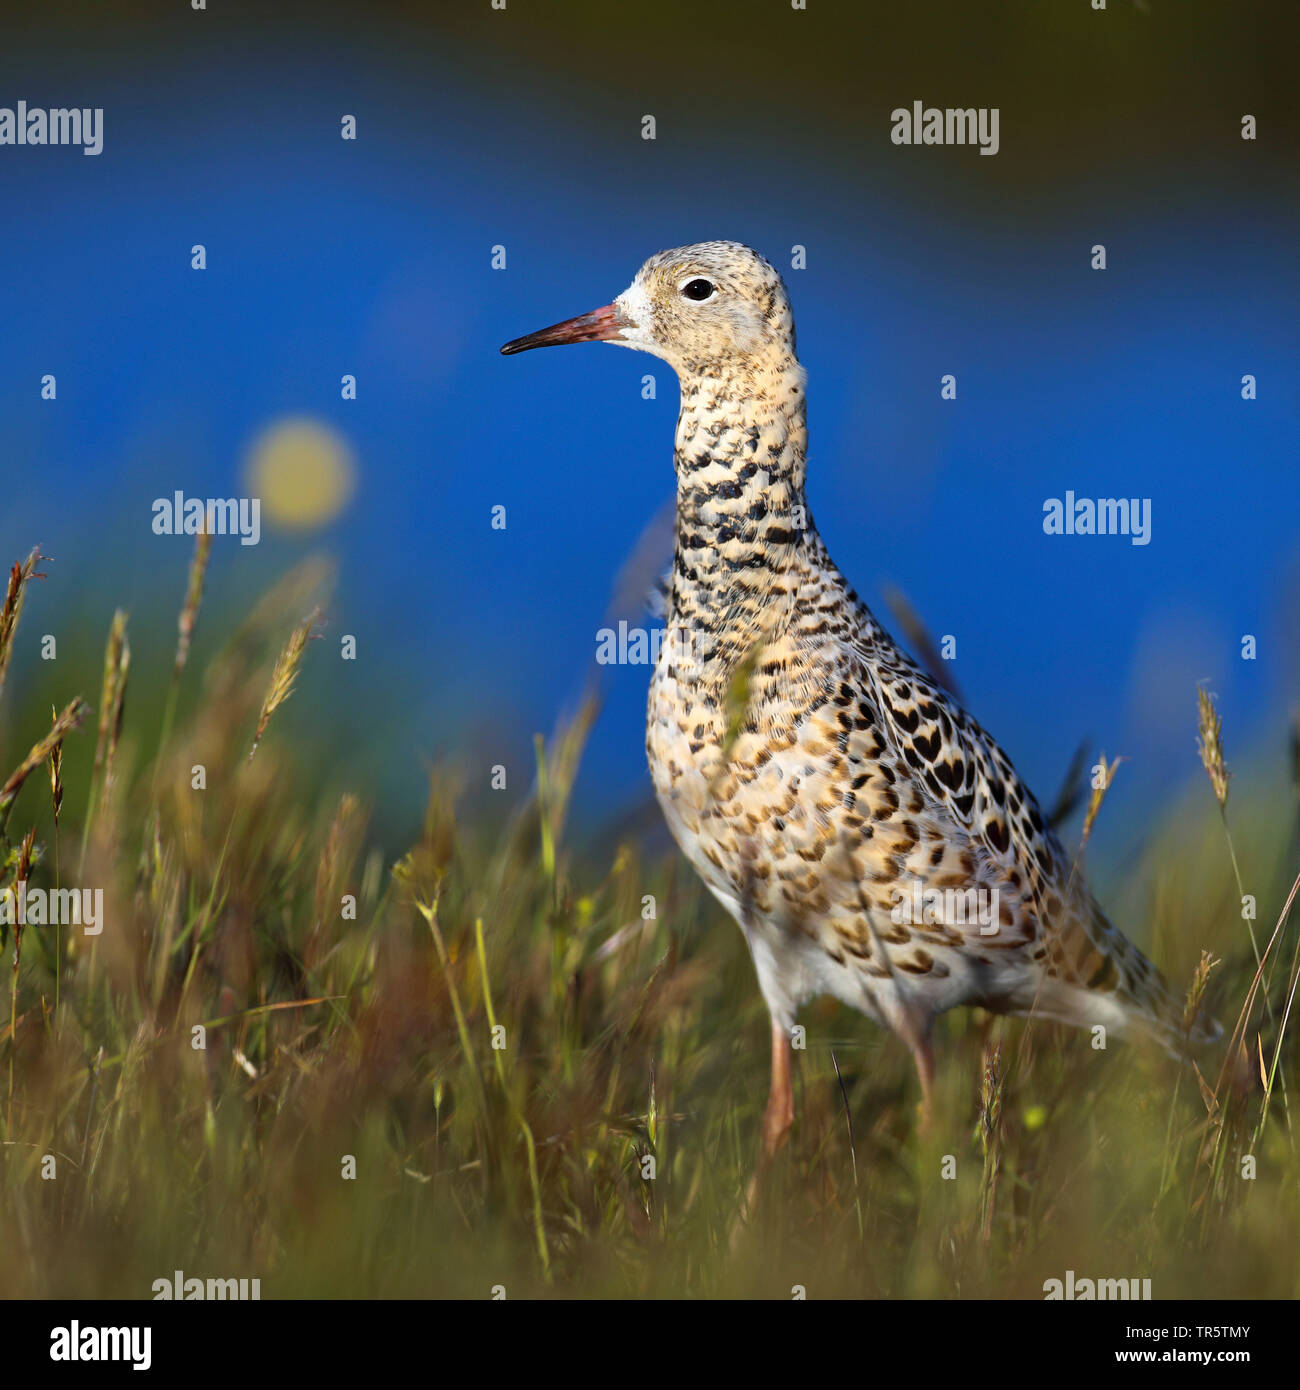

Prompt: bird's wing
[
  {"left": 856, "top": 623, "right": 1064, "bottom": 894},
  {"left": 849, "top": 615, "right": 1206, "bottom": 1044}
]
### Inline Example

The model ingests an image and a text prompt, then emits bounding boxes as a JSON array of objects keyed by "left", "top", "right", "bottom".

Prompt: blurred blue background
[{"left": 1, "top": 0, "right": 1296, "bottom": 853}]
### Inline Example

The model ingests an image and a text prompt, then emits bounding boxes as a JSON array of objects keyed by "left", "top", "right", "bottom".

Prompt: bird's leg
[
  {"left": 760, "top": 1018, "right": 795, "bottom": 1159},
  {"left": 739, "top": 1019, "right": 795, "bottom": 1226},
  {"left": 891, "top": 1001, "right": 935, "bottom": 1131},
  {"left": 911, "top": 1033, "right": 935, "bottom": 1132}
]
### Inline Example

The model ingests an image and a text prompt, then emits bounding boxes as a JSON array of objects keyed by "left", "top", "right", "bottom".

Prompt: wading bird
[{"left": 502, "top": 241, "right": 1217, "bottom": 1164}]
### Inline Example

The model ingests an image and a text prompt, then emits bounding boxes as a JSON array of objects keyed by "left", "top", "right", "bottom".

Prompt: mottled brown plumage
[{"left": 503, "top": 241, "right": 1217, "bottom": 1151}]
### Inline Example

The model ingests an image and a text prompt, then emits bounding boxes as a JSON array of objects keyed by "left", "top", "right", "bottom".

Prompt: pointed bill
[{"left": 500, "top": 303, "right": 628, "bottom": 356}]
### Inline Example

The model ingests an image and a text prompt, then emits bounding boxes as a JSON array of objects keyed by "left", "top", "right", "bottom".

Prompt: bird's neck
[{"left": 669, "top": 365, "right": 811, "bottom": 639}]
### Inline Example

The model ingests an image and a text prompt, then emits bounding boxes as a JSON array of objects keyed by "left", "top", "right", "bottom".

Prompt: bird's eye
[{"left": 681, "top": 278, "right": 716, "bottom": 302}]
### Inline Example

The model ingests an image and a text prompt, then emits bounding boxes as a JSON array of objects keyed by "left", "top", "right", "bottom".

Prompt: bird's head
[{"left": 500, "top": 241, "right": 797, "bottom": 378}]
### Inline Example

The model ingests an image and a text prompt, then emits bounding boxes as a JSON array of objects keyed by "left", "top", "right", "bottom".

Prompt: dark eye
[{"left": 682, "top": 278, "right": 715, "bottom": 301}]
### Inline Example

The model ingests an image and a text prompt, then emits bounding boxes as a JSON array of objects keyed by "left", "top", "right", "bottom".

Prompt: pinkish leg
[
  {"left": 911, "top": 1032, "right": 935, "bottom": 1131},
  {"left": 760, "top": 1018, "right": 795, "bottom": 1159},
  {"left": 741, "top": 1020, "right": 795, "bottom": 1220}
]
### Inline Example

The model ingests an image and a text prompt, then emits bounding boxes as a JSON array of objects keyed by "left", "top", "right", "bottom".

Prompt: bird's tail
[
  {"left": 1132, "top": 990, "right": 1222, "bottom": 1059},
  {"left": 1055, "top": 895, "right": 1221, "bottom": 1058},
  {"left": 1108, "top": 938, "right": 1221, "bottom": 1059}
]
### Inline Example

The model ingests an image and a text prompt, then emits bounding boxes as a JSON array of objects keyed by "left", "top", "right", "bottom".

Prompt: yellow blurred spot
[
  {"left": 244, "top": 418, "right": 356, "bottom": 530},
  {"left": 1023, "top": 1104, "right": 1047, "bottom": 1131}
]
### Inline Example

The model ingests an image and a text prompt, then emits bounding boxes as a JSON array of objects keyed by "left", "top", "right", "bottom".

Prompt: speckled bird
[{"left": 501, "top": 241, "right": 1218, "bottom": 1159}]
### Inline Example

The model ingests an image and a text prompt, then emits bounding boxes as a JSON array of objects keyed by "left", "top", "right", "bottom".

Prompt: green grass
[{"left": 0, "top": 543, "right": 1297, "bottom": 1299}]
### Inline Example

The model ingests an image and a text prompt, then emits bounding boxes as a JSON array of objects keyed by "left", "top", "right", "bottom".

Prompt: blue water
[{"left": 1, "top": 17, "right": 1296, "bottom": 849}]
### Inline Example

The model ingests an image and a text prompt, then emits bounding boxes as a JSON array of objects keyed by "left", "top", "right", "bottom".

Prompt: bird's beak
[{"left": 499, "top": 303, "right": 628, "bottom": 356}]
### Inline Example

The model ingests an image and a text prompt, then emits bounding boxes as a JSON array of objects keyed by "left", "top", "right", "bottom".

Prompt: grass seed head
[
  {"left": 1080, "top": 752, "right": 1124, "bottom": 852},
  {"left": 1196, "top": 685, "right": 1230, "bottom": 810},
  {"left": 47, "top": 705, "right": 64, "bottom": 826},
  {"left": 978, "top": 1041, "right": 1003, "bottom": 1152},
  {"left": 93, "top": 611, "right": 130, "bottom": 776},
  {"left": 0, "top": 547, "right": 47, "bottom": 710},
  {"left": 250, "top": 607, "right": 323, "bottom": 761},
  {"left": 174, "top": 527, "right": 213, "bottom": 681},
  {"left": 1182, "top": 950, "right": 1219, "bottom": 1039},
  {"left": 0, "top": 697, "right": 89, "bottom": 833}
]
